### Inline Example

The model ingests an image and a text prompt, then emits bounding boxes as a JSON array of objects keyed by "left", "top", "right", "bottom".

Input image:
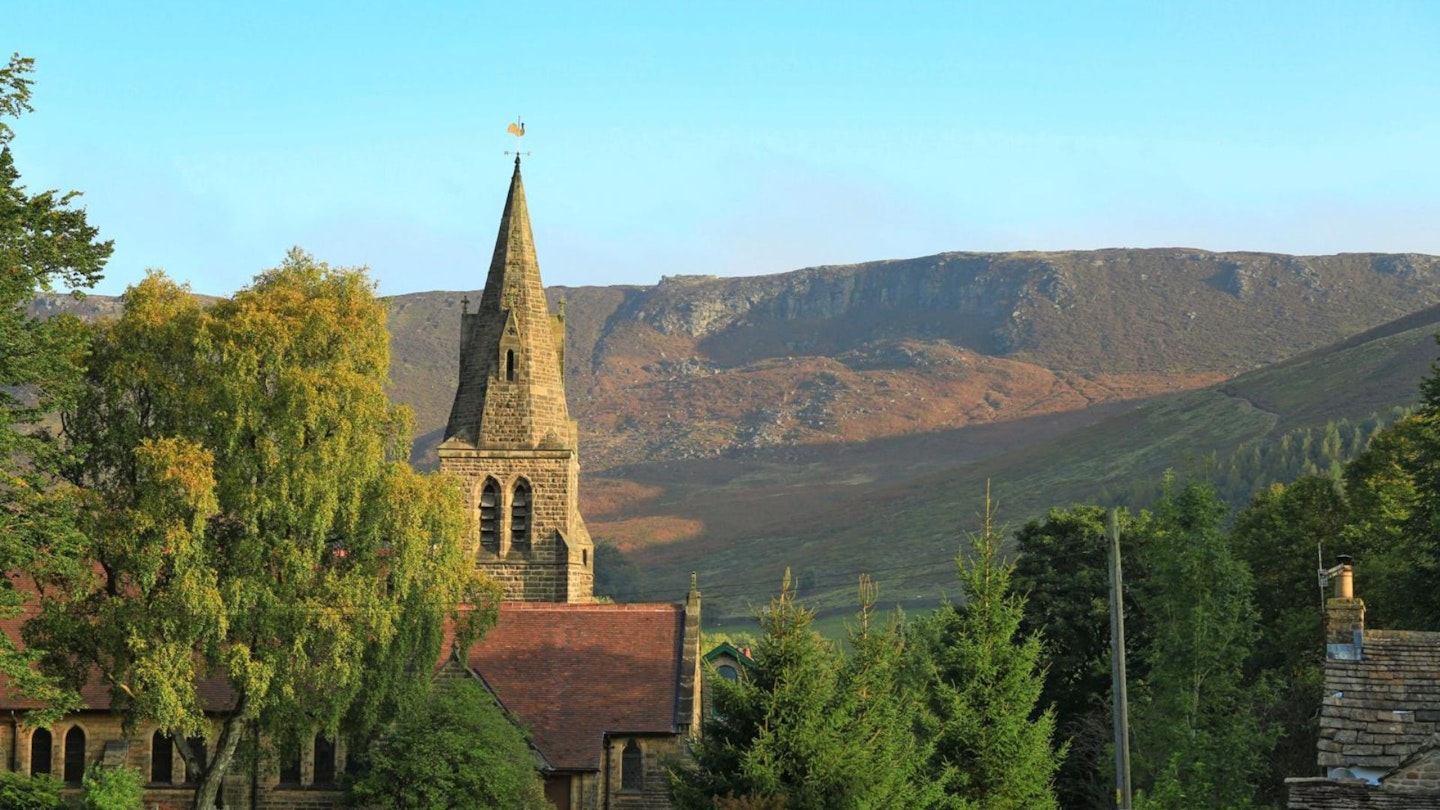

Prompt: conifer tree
[
  {"left": 913, "top": 490, "right": 1064, "bottom": 810},
  {"left": 672, "top": 571, "right": 937, "bottom": 809}
]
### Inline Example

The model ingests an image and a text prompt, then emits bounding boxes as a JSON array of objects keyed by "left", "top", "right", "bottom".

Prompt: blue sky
[{"left": 8, "top": 1, "right": 1440, "bottom": 297}]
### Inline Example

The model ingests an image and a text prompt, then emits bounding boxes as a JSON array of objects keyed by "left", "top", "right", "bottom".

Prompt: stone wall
[
  {"left": 0, "top": 711, "right": 347, "bottom": 810},
  {"left": 440, "top": 446, "right": 594, "bottom": 603}
]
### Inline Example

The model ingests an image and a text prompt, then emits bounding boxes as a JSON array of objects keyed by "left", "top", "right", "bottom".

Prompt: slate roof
[
  {"left": 457, "top": 602, "right": 689, "bottom": 772},
  {"left": 1319, "top": 629, "right": 1440, "bottom": 772}
]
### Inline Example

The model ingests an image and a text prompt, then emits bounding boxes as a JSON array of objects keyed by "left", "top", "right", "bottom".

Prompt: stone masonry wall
[
  {"left": 440, "top": 447, "right": 594, "bottom": 603},
  {"left": 1, "top": 711, "right": 348, "bottom": 810}
]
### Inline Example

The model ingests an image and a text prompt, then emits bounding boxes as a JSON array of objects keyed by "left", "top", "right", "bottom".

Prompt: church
[
  {"left": 437, "top": 155, "right": 703, "bottom": 810},
  {"left": 0, "top": 156, "right": 702, "bottom": 810}
]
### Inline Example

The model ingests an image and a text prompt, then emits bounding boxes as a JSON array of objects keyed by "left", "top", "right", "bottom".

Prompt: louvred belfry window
[
  {"left": 480, "top": 479, "right": 500, "bottom": 552},
  {"left": 511, "top": 480, "right": 531, "bottom": 548}
]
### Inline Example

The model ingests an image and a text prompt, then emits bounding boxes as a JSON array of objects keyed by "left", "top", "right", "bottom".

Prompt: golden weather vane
[{"left": 505, "top": 117, "right": 530, "bottom": 160}]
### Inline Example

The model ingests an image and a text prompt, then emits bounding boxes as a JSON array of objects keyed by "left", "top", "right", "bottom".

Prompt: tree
[
  {"left": 0, "top": 52, "right": 112, "bottom": 719},
  {"left": 1231, "top": 477, "right": 1347, "bottom": 804},
  {"left": 671, "top": 571, "right": 935, "bottom": 809},
  {"left": 27, "top": 258, "right": 494, "bottom": 810},
  {"left": 1011, "top": 505, "right": 1147, "bottom": 810},
  {"left": 912, "top": 495, "right": 1064, "bottom": 810},
  {"left": 348, "top": 678, "right": 549, "bottom": 810},
  {"left": 1130, "top": 483, "right": 1273, "bottom": 809}
]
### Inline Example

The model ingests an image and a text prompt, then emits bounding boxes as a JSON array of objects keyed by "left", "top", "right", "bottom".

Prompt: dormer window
[{"left": 506, "top": 349, "right": 516, "bottom": 381}]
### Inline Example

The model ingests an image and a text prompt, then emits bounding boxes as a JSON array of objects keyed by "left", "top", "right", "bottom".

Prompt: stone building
[
  {"left": 0, "top": 156, "right": 701, "bottom": 810},
  {"left": 439, "top": 154, "right": 595, "bottom": 604},
  {"left": 446, "top": 155, "right": 702, "bottom": 809},
  {"left": 1286, "top": 557, "right": 1440, "bottom": 809}
]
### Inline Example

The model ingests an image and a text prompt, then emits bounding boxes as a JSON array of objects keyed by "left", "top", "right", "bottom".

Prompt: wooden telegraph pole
[{"left": 1107, "top": 508, "right": 1133, "bottom": 810}]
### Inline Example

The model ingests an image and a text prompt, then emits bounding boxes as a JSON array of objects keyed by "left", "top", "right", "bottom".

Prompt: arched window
[
  {"left": 184, "top": 736, "right": 207, "bottom": 784},
  {"left": 29, "top": 728, "right": 51, "bottom": 776},
  {"left": 314, "top": 734, "right": 336, "bottom": 786},
  {"left": 479, "top": 479, "right": 500, "bottom": 552},
  {"left": 506, "top": 349, "right": 517, "bottom": 381},
  {"left": 63, "top": 726, "right": 85, "bottom": 784},
  {"left": 511, "top": 480, "right": 531, "bottom": 548},
  {"left": 620, "top": 739, "right": 643, "bottom": 791},
  {"left": 278, "top": 741, "right": 301, "bottom": 786},
  {"left": 151, "top": 731, "right": 174, "bottom": 784},
  {"left": 717, "top": 664, "right": 739, "bottom": 681}
]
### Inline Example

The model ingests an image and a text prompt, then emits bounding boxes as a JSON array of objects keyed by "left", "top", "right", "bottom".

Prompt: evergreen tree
[
  {"left": 913, "top": 495, "right": 1064, "bottom": 810},
  {"left": 672, "top": 571, "right": 936, "bottom": 809}
]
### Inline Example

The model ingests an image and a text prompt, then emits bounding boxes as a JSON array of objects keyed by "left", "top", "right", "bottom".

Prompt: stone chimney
[{"left": 1326, "top": 554, "right": 1365, "bottom": 660}]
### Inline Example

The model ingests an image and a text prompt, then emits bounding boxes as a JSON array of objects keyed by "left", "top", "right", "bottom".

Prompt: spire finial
[{"left": 505, "top": 117, "right": 530, "bottom": 163}]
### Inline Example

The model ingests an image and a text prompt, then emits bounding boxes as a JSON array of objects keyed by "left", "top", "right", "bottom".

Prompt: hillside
[
  {"left": 37, "top": 248, "right": 1440, "bottom": 619},
  {"left": 392, "top": 249, "right": 1440, "bottom": 469}
]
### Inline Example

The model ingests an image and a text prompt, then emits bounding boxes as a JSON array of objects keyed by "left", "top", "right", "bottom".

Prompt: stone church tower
[{"left": 439, "top": 156, "right": 594, "bottom": 602}]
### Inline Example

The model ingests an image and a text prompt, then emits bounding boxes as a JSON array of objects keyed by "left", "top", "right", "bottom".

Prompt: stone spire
[
  {"left": 439, "top": 156, "right": 593, "bottom": 603},
  {"left": 444, "top": 156, "right": 573, "bottom": 450}
]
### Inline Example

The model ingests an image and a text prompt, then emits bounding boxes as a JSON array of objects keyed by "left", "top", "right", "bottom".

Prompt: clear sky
[{"left": 8, "top": 1, "right": 1440, "bottom": 297}]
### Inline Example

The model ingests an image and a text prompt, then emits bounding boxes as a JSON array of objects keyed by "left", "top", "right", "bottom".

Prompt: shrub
[
  {"left": 0, "top": 770, "right": 65, "bottom": 810},
  {"left": 80, "top": 764, "right": 144, "bottom": 810}
]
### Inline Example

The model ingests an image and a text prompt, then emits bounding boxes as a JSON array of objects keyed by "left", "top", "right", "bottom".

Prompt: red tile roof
[{"left": 458, "top": 602, "right": 688, "bottom": 771}]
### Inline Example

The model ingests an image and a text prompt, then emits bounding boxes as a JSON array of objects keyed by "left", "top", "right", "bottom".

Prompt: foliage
[
  {"left": 27, "top": 258, "right": 495, "bottom": 810},
  {"left": 80, "top": 764, "right": 144, "bottom": 810},
  {"left": 1011, "top": 505, "right": 1146, "bottom": 810},
  {"left": 672, "top": 570, "right": 937, "bottom": 810},
  {"left": 593, "top": 541, "right": 644, "bottom": 601},
  {"left": 0, "top": 770, "right": 65, "bottom": 810},
  {"left": 1130, "top": 483, "right": 1274, "bottom": 810},
  {"left": 1230, "top": 477, "right": 1346, "bottom": 805},
  {"left": 348, "top": 678, "right": 548, "bottom": 810},
  {"left": 0, "top": 52, "right": 111, "bottom": 721},
  {"left": 912, "top": 496, "right": 1064, "bottom": 810}
]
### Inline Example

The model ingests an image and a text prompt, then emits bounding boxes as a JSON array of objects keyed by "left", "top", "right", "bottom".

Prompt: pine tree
[
  {"left": 913, "top": 490, "right": 1064, "bottom": 810},
  {"left": 672, "top": 571, "right": 940, "bottom": 809}
]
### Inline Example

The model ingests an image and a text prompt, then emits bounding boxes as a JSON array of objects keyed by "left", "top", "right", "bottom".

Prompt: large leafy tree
[
  {"left": 1130, "top": 483, "right": 1273, "bottom": 810},
  {"left": 28, "top": 258, "right": 493, "bottom": 810},
  {"left": 1231, "top": 476, "right": 1347, "bottom": 804},
  {"left": 0, "top": 52, "right": 112, "bottom": 718},
  {"left": 912, "top": 500, "right": 1064, "bottom": 810},
  {"left": 1012, "top": 506, "right": 1147, "bottom": 810},
  {"left": 348, "top": 678, "right": 548, "bottom": 810}
]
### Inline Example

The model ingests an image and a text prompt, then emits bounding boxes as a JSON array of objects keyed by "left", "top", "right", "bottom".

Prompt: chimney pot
[{"left": 1337, "top": 554, "right": 1354, "bottom": 599}]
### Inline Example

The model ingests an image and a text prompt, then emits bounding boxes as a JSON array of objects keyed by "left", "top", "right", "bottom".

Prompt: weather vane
[{"left": 505, "top": 117, "right": 530, "bottom": 160}]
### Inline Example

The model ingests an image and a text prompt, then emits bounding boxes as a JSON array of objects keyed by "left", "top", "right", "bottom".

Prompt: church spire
[
  {"left": 438, "top": 147, "right": 594, "bottom": 603},
  {"left": 443, "top": 157, "right": 572, "bottom": 449}
]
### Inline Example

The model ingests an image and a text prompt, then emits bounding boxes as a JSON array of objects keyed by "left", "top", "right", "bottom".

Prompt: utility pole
[{"left": 1108, "top": 508, "right": 1133, "bottom": 810}]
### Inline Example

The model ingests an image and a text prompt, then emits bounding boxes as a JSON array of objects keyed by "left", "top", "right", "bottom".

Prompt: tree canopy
[
  {"left": 27, "top": 258, "right": 494, "bottom": 810},
  {"left": 0, "top": 51, "right": 112, "bottom": 720},
  {"left": 348, "top": 677, "right": 549, "bottom": 810}
]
